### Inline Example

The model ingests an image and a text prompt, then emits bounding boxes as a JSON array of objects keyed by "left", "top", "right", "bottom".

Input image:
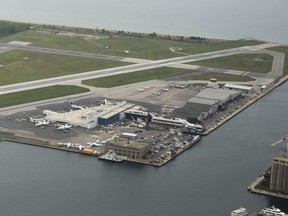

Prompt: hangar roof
[{"left": 196, "top": 88, "right": 241, "bottom": 101}]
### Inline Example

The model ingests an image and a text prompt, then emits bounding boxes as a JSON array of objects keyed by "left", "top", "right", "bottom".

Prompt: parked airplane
[
  {"left": 69, "top": 102, "right": 87, "bottom": 110},
  {"left": 35, "top": 120, "right": 50, "bottom": 127},
  {"left": 28, "top": 117, "right": 39, "bottom": 123},
  {"left": 55, "top": 123, "right": 72, "bottom": 130}
]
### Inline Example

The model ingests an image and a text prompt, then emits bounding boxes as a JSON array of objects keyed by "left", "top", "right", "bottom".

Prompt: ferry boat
[
  {"left": 260, "top": 206, "right": 288, "bottom": 216},
  {"left": 98, "top": 150, "right": 123, "bottom": 162},
  {"left": 231, "top": 207, "right": 248, "bottom": 216}
]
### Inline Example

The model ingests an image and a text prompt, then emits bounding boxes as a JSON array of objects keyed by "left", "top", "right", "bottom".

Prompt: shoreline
[
  {"left": 203, "top": 74, "right": 288, "bottom": 135},
  {"left": 248, "top": 176, "right": 288, "bottom": 200},
  {"left": 0, "top": 19, "right": 251, "bottom": 43}
]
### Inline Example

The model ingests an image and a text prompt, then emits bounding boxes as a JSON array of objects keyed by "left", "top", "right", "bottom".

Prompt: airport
[
  {"left": 0, "top": 24, "right": 287, "bottom": 172},
  {"left": 0, "top": 76, "right": 279, "bottom": 167}
]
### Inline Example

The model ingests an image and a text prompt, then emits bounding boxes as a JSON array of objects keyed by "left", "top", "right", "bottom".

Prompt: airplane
[
  {"left": 35, "top": 120, "right": 50, "bottom": 127},
  {"left": 28, "top": 117, "right": 39, "bottom": 123},
  {"left": 55, "top": 123, "right": 72, "bottom": 130},
  {"left": 77, "top": 145, "right": 85, "bottom": 151},
  {"left": 69, "top": 102, "right": 87, "bottom": 110},
  {"left": 87, "top": 141, "right": 103, "bottom": 147}
]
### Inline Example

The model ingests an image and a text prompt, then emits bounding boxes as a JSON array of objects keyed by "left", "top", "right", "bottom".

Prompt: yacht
[
  {"left": 98, "top": 150, "right": 123, "bottom": 162},
  {"left": 231, "top": 207, "right": 248, "bottom": 216},
  {"left": 260, "top": 206, "right": 288, "bottom": 216}
]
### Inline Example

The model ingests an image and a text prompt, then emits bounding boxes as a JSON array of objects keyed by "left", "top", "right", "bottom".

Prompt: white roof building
[
  {"left": 44, "top": 101, "right": 134, "bottom": 129},
  {"left": 223, "top": 84, "right": 254, "bottom": 93},
  {"left": 196, "top": 88, "right": 241, "bottom": 105}
]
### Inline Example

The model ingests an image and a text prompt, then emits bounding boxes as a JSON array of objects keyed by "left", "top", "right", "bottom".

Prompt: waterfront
[
  {"left": 0, "top": 82, "right": 288, "bottom": 216},
  {"left": 1, "top": 0, "right": 288, "bottom": 45}
]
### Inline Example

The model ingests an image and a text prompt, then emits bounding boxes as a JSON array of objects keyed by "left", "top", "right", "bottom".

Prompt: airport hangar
[{"left": 174, "top": 88, "right": 242, "bottom": 123}]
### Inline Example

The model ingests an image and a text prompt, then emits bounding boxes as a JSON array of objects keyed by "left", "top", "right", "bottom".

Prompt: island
[{"left": 0, "top": 20, "right": 287, "bottom": 170}]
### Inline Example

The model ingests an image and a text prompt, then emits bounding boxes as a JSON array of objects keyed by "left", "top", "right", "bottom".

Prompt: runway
[{"left": 0, "top": 42, "right": 284, "bottom": 94}]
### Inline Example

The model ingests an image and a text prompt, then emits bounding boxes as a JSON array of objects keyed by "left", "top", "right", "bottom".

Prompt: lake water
[
  {"left": 0, "top": 0, "right": 288, "bottom": 44},
  {"left": 0, "top": 82, "right": 288, "bottom": 216}
]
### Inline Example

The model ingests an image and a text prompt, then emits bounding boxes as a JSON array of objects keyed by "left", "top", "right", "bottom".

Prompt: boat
[
  {"left": 260, "top": 206, "right": 288, "bottom": 216},
  {"left": 98, "top": 150, "right": 123, "bottom": 162},
  {"left": 231, "top": 207, "right": 248, "bottom": 216}
]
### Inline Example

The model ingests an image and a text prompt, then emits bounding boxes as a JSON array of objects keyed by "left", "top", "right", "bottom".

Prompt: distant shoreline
[{"left": 0, "top": 19, "right": 249, "bottom": 43}]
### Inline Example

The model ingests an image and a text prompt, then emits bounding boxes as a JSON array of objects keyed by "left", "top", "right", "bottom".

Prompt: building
[
  {"left": 270, "top": 154, "right": 288, "bottom": 194},
  {"left": 195, "top": 88, "right": 241, "bottom": 108},
  {"left": 106, "top": 139, "right": 152, "bottom": 160},
  {"left": 207, "top": 78, "right": 220, "bottom": 88},
  {"left": 223, "top": 83, "right": 254, "bottom": 94},
  {"left": 44, "top": 101, "right": 135, "bottom": 129},
  {"left": 174, "top": 97, "right": 218, "bottom": 123}
]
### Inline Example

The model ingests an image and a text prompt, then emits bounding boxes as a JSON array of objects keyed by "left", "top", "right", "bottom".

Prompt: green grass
[
  {"left": 195, "top": 72, "right": 255, "bottom": 82},
  {"left": 82, "top": 67, "right": 191, "bottom": 87},
  {"left": 0, "top": 85, "right": 89, "bottom": 108},
  {"left": 190, "top": 54, "right": 273, "bottom": 73},
  {"left": 268, "top": 46, "right": 288, "bottom": 75},
  {"left": 0, "top": 31, "right": 262, "bottom": 60},
  {"left": 0, "top": 50, "right": 129, "bottom": 86}
]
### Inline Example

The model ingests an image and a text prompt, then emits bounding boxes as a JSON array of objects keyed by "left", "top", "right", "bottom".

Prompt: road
[{"left": 0, "top": 42, "right": 284, "bottom": 94}]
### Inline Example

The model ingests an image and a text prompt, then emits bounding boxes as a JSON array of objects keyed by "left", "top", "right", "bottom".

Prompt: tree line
[{"left": 0, "top": 20, "right": 31, "bottom": 38}]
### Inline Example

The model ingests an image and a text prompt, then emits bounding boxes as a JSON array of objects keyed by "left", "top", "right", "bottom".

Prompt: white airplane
[
  {"left": 35, "top": 120, "right": 50, "bottom": 127},
  {"left": 71, "top": 104, "right": 87, "bottom": 110},
  {"left": 55, "top": 124, "right": 72, "bottom": 130},
  {"left": 69, "top": 102, "right": 87, "bottom": 110},
  {"left": 28, "top": 117, "right": 39, "bottom": 123},
  {"left": 87, "top": 141, "right": 103, "bottom": 147}
]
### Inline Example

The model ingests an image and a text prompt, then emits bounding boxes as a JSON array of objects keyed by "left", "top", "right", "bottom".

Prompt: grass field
[
  {"left": 190, "top": 54, "right": 273, "bottom": 73},
  {"left": 0, "top": 30, "right": 262, "bottom": 60},
  {"left": 195, "top": 72, "right": 255, "bottom": 82},
  {"left": 0, "top": 85, "right": 89, "bottom": 108},
  {"left": 82, "top": 67, "right": 191, "bottom": 87},
  {"left": 268, "top": 46, "right": 288, "bottom": 75},
  {"left": 0, "top": 50, "right": 129, "bottom": 86}
]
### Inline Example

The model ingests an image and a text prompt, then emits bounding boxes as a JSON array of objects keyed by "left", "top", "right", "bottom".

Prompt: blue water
[
  {"left": 0, "top": 82, "right": 288, "bottom": 216},
  {"left": 0, "top": 0, "right": 288, "bottom": 44}
]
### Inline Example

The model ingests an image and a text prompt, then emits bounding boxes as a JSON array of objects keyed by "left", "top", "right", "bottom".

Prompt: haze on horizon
[{"left": 0, "top": 0, "right": 288, "bottom": 44}]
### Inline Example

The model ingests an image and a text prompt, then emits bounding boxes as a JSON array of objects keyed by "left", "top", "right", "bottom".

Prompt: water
[
  {"left": 0, "top": 0, "right": 288, "bottom": 44},
  {"left": 1, "top": 82, "right": 288, "bottom": 216}
]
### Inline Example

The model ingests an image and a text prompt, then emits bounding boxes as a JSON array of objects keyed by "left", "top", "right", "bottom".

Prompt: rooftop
[
  {"left": 224, "top": 83, "right": 254, "bottom": 91},
  {"left": 196, "top": 88, "right": 241, "bottom": 101},
  {"left": 188, "top": 97, "right": 218, "bottom": 105},
  {"left": 174, "top": 102, "right": 214, "bottom": 119},
  {"left": 44, "top": 101, "right": 134, "bottom": 127},
  {"left": 108, "top": 139, "right": 151, "bottom": 151}
]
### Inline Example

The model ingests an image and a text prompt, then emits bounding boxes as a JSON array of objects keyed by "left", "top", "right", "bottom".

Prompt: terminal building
[
  {"left": 270, "top": 154, "right": 288, "bottom": 194},
  {"left": 106, "top": 138, "right": 152, "bottom": 160},
  {"left": 44, "top": 101, "right": 135, "bottom": 129}
]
